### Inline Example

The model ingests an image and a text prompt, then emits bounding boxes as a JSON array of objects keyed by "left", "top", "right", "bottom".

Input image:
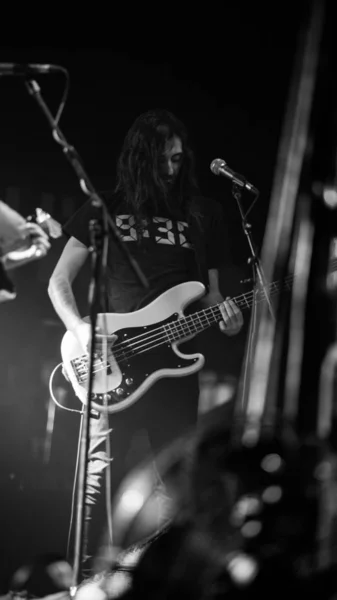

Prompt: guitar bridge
[{"left": 71, "top": 355, "right": 112, "bottom": 383}]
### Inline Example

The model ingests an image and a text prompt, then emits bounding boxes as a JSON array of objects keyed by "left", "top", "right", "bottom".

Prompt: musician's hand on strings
[
  {"left": 74, "top": 320, "right": 117, "bottom": 355},
  {"left": 219, "top": 297, "right": 244, "bottom": 336}
]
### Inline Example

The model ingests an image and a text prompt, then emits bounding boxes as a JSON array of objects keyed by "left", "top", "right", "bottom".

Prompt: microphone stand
[
  {"left": 24, "top": 77, "right": 149, "bottom": 589},
  {"left": 232, "top": 182, "right": 275, "bottom": 320},
  {"left": 232, "top": 182, "right": 275, "bottom": 413}
]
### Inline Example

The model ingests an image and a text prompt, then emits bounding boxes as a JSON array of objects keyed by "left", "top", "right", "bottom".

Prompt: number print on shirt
[
  {"left": 115, "top": 215, "right": 192, "bottom": 249},
  {"left": 115, "top": 215, "right": 150, "bottom": 241}
]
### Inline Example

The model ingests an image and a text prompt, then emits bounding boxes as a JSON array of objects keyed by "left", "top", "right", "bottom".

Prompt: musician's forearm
[
  {"left": 200, "top": 291, "right": 225, "bottom": 308},
  {"left": 48, "top": 275, "right": 83, "bottom": 333},
  {"left": 202, "top": 268, "right": 225, "bottom": 307}
]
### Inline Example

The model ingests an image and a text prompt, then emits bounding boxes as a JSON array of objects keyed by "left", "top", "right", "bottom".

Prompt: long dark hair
[{"left": 114, "top": 109, "right": 201, "bottom": 226}]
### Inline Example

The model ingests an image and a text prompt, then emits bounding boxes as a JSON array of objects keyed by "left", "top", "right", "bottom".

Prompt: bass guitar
[{"left": 60, "top": 277, "right": 291, "bottom": 414}]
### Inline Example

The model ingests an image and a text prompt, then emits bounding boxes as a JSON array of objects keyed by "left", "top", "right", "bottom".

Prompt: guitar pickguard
[{"left": 70, "top": 314, "right": 201, "bottom": 411}]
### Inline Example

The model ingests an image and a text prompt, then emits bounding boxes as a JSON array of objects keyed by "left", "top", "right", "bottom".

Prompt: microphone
[
  {"left": 210, "top": 158, "right": 259, "bottom": 195},
  {"left": 0, "top": 63, "right": 62, "bottom": 77}
]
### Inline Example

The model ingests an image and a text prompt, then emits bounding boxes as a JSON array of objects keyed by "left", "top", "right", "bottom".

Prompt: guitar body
[{"left": 61, "top": 281, "right": 206, "bottom": 413}]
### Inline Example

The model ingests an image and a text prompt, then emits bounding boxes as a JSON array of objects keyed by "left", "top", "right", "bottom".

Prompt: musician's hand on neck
[{"left": 218, "top": 297, "right": 244, "bottom": 336}]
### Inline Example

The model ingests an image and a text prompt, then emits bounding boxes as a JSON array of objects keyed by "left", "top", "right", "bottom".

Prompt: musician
[{"left": 47, "top": 109, "right": 243, "bottom": 556}]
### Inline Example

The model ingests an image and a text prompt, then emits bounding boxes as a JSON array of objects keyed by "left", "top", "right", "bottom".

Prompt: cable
[
  {"left": 48, "top": 362, "right": 83, "bottom": 414},
  {"left": 67, "top": 413, "right": 84, "bottom": 562},
  {"left": 47, "top": 361, "right": 83, "bottom": 559}
]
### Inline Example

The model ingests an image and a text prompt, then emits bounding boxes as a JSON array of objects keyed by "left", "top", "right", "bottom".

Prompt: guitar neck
[
  {"left": 172, "top": 256, "right": 337, "bottom": 340},
  {"left": 167, "top": 290, "right": 262, "bottom": 341},
  {"left": 168, "top": 269, "right": 311, "bottom": 341}
]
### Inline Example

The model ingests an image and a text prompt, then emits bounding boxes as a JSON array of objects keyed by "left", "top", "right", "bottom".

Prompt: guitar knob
[
  {"left": 125, "top": 378, "right": 133, "bottom": 386},
  {"left": 116, "top": 388, "right": 124, "bottom": 396}
]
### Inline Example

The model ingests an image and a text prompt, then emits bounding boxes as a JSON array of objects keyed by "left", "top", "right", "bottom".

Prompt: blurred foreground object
[
  {"left": 7, "top": 553, "right": 73, "bottom": 599},
  {"left": 0, "top": 201, "right": 61, "bottom": 302}
]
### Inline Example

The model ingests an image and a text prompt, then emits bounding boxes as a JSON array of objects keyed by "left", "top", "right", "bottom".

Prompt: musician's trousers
[{"left": 81, "top": 371, "right": 200, "bottom": 566}]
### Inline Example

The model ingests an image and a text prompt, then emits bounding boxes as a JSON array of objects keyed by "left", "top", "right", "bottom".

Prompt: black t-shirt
[{"left": 63, "top": 195, "right": 227, "bottom": 313}]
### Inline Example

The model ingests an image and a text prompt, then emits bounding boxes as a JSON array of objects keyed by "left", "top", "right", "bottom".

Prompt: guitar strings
[
  {"left": 76, "top": 277, "right": 294, "bottom": 380},
  {"left": 76, "top": 307, "right": 223, "bottom": 379},
  {"left": 95, "top": 273, "right": 294, "bottom": 359},
  {"left": 75, "top": 259, "right": 337, "bottom": 382},
  {"left": 79, "top": 258, "right": 337, "bottom": 367},
  {"left": 76, "top": 276, "right": 288, "bottom": 362}
]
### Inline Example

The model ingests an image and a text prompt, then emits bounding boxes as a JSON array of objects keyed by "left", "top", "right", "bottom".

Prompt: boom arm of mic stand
[{"left": 24, "top": 78, "right": 149, "bottom": 290}]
